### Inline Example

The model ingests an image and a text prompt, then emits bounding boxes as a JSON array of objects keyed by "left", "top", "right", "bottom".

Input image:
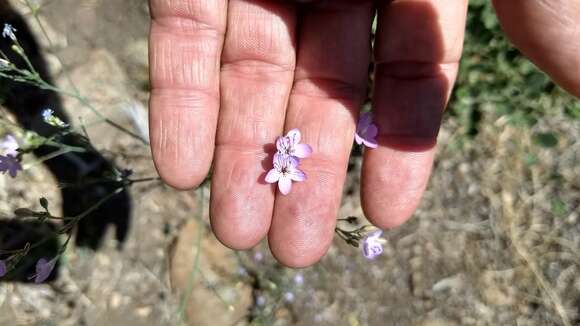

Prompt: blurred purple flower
[
  {"left": 237, "top": 267, "right": 248, "bottom": 277},
  {"left": 0, "top": 154, "right": 22, "bottom": 178},
  {"left": 276, "top": 129, "right": 312, "bottom": 159},
  {"left": 265, "top": 153, "right": 306, "bottom": 195},
  {"left": 0, "top": 260, "right": 7, "bottom": 278},
  {"left": 2, "top": 24, "right": 16, "bottom": 41},
  {"left": 362, "top": 230, "right": 384, "bottom": 260},
  {"left": 253, "top": 251, "right": 264, "bottom": 263},
  {"left": 293, "top": 273, "right": 304, "bottom": 286},
  {"left": 31, "top": 257, "right": 57, "bottom": 283},
  {"left": 256, "top": 295, "right": 266, "bottom": 307},
  {"left": 355, "top": 112, "right": 378, "bottom": 149},
  {"left": 0, "top": 134, "right": 19, "bottom": 157},
  {"left": 283, "top": 291, "right": 295, "bottom": 303}
]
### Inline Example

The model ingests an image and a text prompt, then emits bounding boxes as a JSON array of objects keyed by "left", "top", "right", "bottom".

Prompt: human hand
[{"left": 148, "top": 0, "right": 580, "bottom": 267}]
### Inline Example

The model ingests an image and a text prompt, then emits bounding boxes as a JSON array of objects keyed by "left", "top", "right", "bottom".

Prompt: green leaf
[
  {"left": 551, "top": 199, "right": 567, "bottom": 217},
  {"left": 533, "top": 132, "right": 559, "bottom": 148}
]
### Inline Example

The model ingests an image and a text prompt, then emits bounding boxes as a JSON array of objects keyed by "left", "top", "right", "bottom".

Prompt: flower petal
[
  {"left": 273, "top": 153, "right": 285, "bottom": 170},
  {"left": 357, "top": 112, "right": 372, "bottom": 130},
  {"left": 293, "top": 143, "right": 312, "bottom": 159},
  {"left": 362, "top": 138, "right": 378, "bottom": 149},
  {"left": 287, "top": 155, "right": 300, "bottom": 168},
  {"left": 275, "top": 136, "right": 287, "bottom": 153},
  {"left": 0, "top": 260, "right": 6, "bottom": 277},
  {"left": 288, "top": 168, "right": 306, "bottom": 182},
  {"left": 354, "top": 133, "right": 364, "bottom": 145},
  {"left": 368, "top": 230, "right": 383, "bottom": 239},
  {"left": 364, "top": 124, "right": 378, "bottom": 139},
  {"left": 278, "top": 176, "right": 292, "bottom": 195},
  {"left": 286, "top": 129, "right": 301, "bottom": 144},
  {"left": 34, "top": 258, "right": 56, "bottom": 283},
  {"left": 265, "top": 169, "right": 281, "bottom": 183}
]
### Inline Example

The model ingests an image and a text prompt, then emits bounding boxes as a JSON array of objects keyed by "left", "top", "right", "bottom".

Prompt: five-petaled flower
[
  {"left": 276, "top": 129, "right": 312, "bottom": 159},
  {"left": 0, "top": 134, "right": 19, "bottom": 157},
  {"left": 355, "top": 111, "right": 378, "bottom": 149},
  {"left": 362, "top": 230, "right": 385, "bottom": 260},
  {"left": 2, "top": 23, "right": 16, "bottom": 41},
  {"left": 0, "top": 259, "right": 6, "bottom": 278},
  {"left": 42, "top": 108, "right": 68, "bottom": 128},
  {"left": 265, "top": 153, "right": 306, "bottom": 195},
  {"left": 31, "top": 257, "right": 57, "bottom": 283},
  {"left": 0, "top": 154, "right": 22, "bottom": 178}
]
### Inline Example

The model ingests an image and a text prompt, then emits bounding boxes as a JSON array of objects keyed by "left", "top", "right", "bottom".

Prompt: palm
[{"left": 149, "top": 0, "right": 580, "bottom": 267}]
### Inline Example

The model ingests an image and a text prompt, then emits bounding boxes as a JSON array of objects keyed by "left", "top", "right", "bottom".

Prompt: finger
[
  {"left": 149, "top": 0, "right": 227, "bottom": 189},
  {"left": 362, "top": 0, "right": 468, "bottom": 229},
  {"left": 493, "top": 0, "right": 580, "bottom": 97},
  {"left": 210, "top": 0, "right": 297, "bottom": 249},
  {"left": 269, "top": 1, "right": 374, "bottom": 267}
]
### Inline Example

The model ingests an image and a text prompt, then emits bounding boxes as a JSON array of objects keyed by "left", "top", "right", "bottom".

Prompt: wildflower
[
  {"left": 0, "top": 260, "right": 6, "bottom": 278},
  {"left": 30, "top": 257, "right": 57, "bottom": 283},
  {"left": 265, "top": 153, "right": 306, "bottom": 195},
  {"left": 237, "top": 267, "right": 248, "bottom": 277},
  {"left": 283, "top": 291, "right": 295, "bottom": 303},
  {"left": 2, "top": 24, "right": 16, "bottom": 41},
  {"left": 0, "top": 154, "right": 22, "bottom": 178},
  {"left": 276, "top": 129, "right": 312, "bottom": 159},
  {"left": 361, "top": 230, "right": 385, "bottom": 260},
  {"left": 41, "top": 108, "right": 68, "bottom": 128},
  {"left": 0, "top": 134, "right": 19, "bottom": 157},
  {"left": 253, "top": 251, "right": 264, "bottom": 263},
  {"left": 293, "top": 273, "right": 304, "bottom": 286},
  {"left": 355, "top": 111, "right": 378, "bottom": 149},
  {"left": 255, "top": 295, "right": 266, "bottom": 307}
]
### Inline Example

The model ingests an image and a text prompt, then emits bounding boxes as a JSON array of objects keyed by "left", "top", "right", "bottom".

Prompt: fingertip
[
  {"left": 153, "top": 160, "right": 209, "bottom": 190},
  {"left": 361, "top": 145, "right": 435, "bottom": 230},
  {"left": 268, "top": 231, "right": 331, "bottom": 268},
  {"left": 361, "top": 191, "right": 420, "bottom": 230},
  {"left": 210, "top": 198, "right": 270, "bottom": 250},
  {"left": 149, "top": 88, "right": 218, "bottom": 190}
]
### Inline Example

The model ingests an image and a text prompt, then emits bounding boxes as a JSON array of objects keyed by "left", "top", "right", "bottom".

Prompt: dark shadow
[
  {"left": 0, "top": 220, "right": 60, "bottom": 283},
  {"left": 0, "top": 1, "right": 131, "bottom": 281},
  {"left": 258, "top": 143, "right": 277, "bottom": 186},
  {"left": 294, "top": 0, "right": 449, "bottom": 152}
]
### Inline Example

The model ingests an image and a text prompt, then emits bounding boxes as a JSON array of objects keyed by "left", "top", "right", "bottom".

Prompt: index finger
[{"left": 149, "top": 0, "right": 227, "bottom": 189}]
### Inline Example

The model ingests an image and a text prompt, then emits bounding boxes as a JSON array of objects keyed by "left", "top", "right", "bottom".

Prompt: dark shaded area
[
  {"left": 0, "top": 220, "right": 60, "bottom": 283},
  {"left": 0, "top": 1, "right": 131, "bottom": 281}
]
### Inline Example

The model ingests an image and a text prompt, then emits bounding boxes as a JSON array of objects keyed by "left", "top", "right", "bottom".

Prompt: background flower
[{"left": 355, "top": 112, "right": 378, "bottom": 149}]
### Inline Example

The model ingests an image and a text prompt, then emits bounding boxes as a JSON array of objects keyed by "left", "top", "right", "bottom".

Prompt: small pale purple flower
[
  {"left": 265, "top": 153, "right": 306, "bottom": 195},
  {"left": 276, "top": 129, "right": 312, "bottom": 159},
  {"left": 362, "top": 230, "right": 384, "bottom": 260},
  {"left": 31, "top": 257, "right": 57, "bottom": 283},
  {"left": 293, "top": 273, "right": 304, "bottom": 286},
  {"left": 2, "top": 24, "right": 16, "bottom": 41},
  {"left": 253, "top": 251, "right": 264, "bottom": 263},
  {"left": 355, "top": 111, "right": 378, "bottom": 149},
  {"left": 0, "top": 134, "right": 19, "bottom": 157},
  {"left": 283, "top": 291, "right": 295, "bottom": 303},
  {"left": 41, "top": 108, "right": 68, "bottom": 128},
  {"left": 237, "top": 267, "right": 248, "bottom": 277},
  {"left": 0, "top": 154, "right": 22, "bottom": 178},
  {"left": 255, "top": 295, "right": 266, "bottom": 307},
  {"left": 0, "top": 260, "right": 6, "bottom": 278}
]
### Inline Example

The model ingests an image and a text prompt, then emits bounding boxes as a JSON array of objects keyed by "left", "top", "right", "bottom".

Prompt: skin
[{"left": 149, "top": 0, "right": 580, "bottom": 267}]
